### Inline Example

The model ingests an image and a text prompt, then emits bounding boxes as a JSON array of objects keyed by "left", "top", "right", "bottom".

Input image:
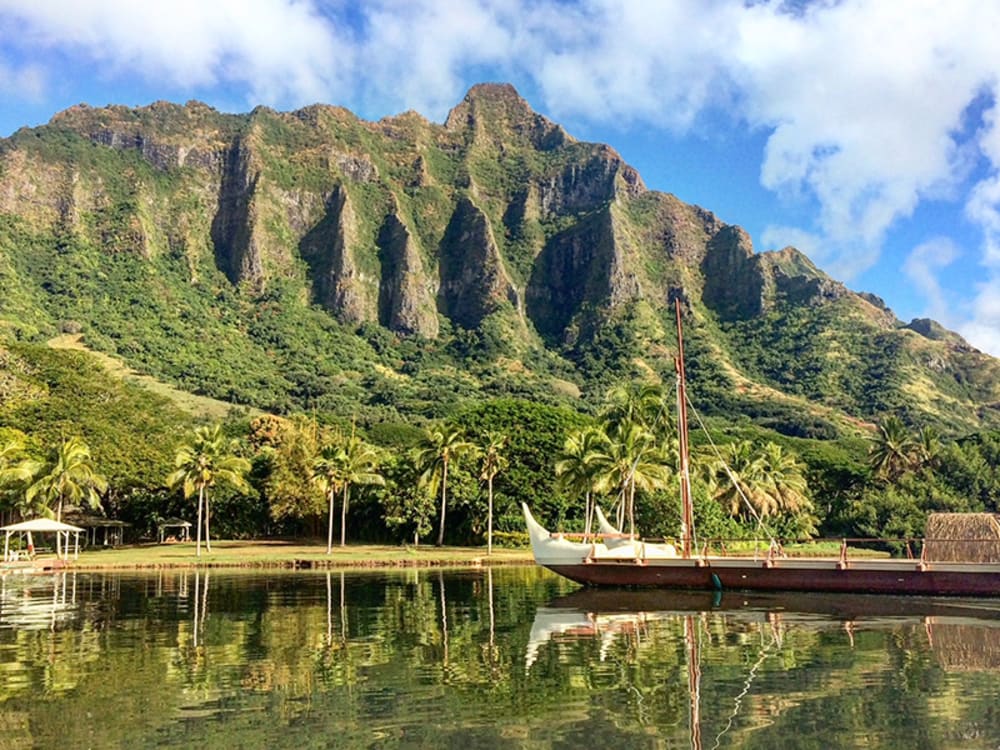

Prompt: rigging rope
[{"left": 680, "top": 378, "right": 781, "bottom": 551}]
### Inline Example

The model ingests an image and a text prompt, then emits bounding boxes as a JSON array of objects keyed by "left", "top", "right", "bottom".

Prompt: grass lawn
[{"left": 71, "top": 539, "right": 535, "bottom": 570}]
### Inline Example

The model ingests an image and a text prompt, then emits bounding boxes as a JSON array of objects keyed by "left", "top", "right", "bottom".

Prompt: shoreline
[{"left": 40, "top": 539, "right": 536, "bottom": 572}]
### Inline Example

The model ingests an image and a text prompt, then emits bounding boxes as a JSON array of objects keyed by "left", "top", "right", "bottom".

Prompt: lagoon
[{"left": 2, "top": 567, "right": 1000, "bottom": 748}]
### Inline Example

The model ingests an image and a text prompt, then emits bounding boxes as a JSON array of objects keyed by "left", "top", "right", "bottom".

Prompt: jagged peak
[
  {"left": 42, "top": 99, "right": 239, "bottom": 143},
  {"left": 380, "top": 109, "right": 432, "bottom": 126},
  {"left": 445, "top": 83, "right": 534, "bottom": 129},
  {"left": 445, "top": 82, "right": 571, "bottom": 151},
  {"left": 760, "top": 245, "right": 827, "bottom": 279},
  {"left": 291, "top": 103, "right": 361, "bottom": 129},
  {"left": 462, "top": 82, "right": 530, "bottom": 107}
]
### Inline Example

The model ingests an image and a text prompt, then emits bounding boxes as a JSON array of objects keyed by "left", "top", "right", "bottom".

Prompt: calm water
[{"left": 2, "top": 567, "right": 1000, "bottom": 749}]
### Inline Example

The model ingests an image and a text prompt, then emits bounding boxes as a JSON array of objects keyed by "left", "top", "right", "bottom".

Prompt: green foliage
[
  {"left": 166, "top": 424, "right": 252, "bottom": 555},
  {"left": 380, "top": 454, "right": 436, "bottom": 545},
  {"left": 255, "top": 416, "right": 324, "bottom": 524},
  {"left": 455, "top": 399, "right": 589, "bottom": 532},
  {"left": 0, "top": 341, "right": 193, "bottom": 495}
]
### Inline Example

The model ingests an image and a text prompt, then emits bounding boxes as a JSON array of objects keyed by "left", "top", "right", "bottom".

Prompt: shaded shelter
[
  {"left": 2, "top": 518, "right": 84, "bottom": 560},
  {"left": 158, "top": 518, "right": 192, "bottom": 543},
  {"left": 64, "top": 511, "right": 130, "bottom": 547}
]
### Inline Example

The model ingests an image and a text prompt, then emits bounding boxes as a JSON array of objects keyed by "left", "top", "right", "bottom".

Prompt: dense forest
[{"left": 1, "top": 336, "right": 998, "bottom": 548}]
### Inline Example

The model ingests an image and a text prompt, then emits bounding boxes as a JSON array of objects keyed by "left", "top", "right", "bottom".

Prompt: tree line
[{"left": 1, "top": 387, "right": 998, "bottom": 552}]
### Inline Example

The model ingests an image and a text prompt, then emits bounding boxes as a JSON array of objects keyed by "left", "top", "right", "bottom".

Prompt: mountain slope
[{"left": 0, "top": 83, "right": 997, "bottom": 433}]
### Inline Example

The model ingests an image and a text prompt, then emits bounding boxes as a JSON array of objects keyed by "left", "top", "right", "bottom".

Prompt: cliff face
[{"left": 0, "top": 83, "right": 997, "bottom": 430}]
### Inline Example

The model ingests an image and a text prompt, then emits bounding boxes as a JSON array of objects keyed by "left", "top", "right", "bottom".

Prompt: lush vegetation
[{"left": 2, "top": 338, "right": 997, "bottom": 551}]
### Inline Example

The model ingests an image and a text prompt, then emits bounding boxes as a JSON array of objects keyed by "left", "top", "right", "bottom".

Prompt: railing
[{"left": 552, "top": 533, "right": 1000, "bottom": 564}]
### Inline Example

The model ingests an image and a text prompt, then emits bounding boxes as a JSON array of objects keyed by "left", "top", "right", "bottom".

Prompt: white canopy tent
[{"left": 2, "top": 518, "right": 85, "bottom": 561}]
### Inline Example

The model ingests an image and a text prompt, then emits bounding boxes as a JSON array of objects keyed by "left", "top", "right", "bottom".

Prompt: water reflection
[
  {"left": 526, "top": 590, "right": 1000, "bottom": 749},
  {"left": 0, "top": 569, "right": 999, "bottom": 748},
  {"left": 0, "top": 572, "right": 83, "bottom": 630}
]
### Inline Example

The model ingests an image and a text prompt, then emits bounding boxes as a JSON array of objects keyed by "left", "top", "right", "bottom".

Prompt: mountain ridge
[{"left": 0, "top": 83, "right": 997, "bottom": 434}]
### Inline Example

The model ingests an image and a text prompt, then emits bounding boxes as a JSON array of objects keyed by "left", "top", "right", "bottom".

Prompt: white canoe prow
[
  {"left": 522, "top": 503, "right": 597, "bottom": 565},
  {"left": 592, "top": 505, "right": 679, "bottom": 559},
  {"left": 522, "top": 503, "right": 679, "bottom": 564},
  {"left": 594, "top": 505, "right": 620, "bottom": 537}
]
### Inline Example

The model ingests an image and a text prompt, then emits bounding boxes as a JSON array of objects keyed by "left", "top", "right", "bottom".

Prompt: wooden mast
[{"left": 675, "top": 299, "right": 695, "bottom": 559}]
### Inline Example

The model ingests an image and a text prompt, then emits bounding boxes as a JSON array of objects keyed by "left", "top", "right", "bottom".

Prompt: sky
[{"left": 1, "top": 0, "right": 999, "bottom": 355}]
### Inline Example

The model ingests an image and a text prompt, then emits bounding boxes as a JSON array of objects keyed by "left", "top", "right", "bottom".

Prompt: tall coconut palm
[
  {"left": 869, "top": 416, "right": 916, "bottom": 480},
  {"left": 759, "top": 442, "right": 812, "bottom": 516},
  {"left": 312, "top": 441, "right": 347, "bottom": 555},
  {"left": 413, "top": 424, "right": 479, "bottom": 547},
  {"left": 26, "top": 436, "right": 107, "bottom": 558},
  {"left": 555, "top": 426, "right": 612, "bottom": 536},
  {"left": 478, "top": 432, "right": 508, "bottom": 555},
  {"left": 602, "top": 382, "right": 672, "bottom": 438},
  {"left": 597, "top": 422, "right": 671, "bottom": 536},
  {"left": 337, "top": 436, "right": 384, "bottom": 547},
  {"left": 167, "top": 425, "right": 251, "bottom": 557}
]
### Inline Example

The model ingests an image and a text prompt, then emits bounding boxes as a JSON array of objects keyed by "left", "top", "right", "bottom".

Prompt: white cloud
[
  {"left": 351, "top": 0, "right": 517, "bottom": 118},
  {"left": 0, "top": 58, "right": 45, "bottom": 99},
  {"left": 959, "top": 277, "right": 1000, "bottom": 356},
  {"left": 0, "top": 0, "right": 347, "bottom": 106},
  {"left": 761, "top": 223, "right": 822, "bottom": 259},
  {"left": 902, "top": 237, "right": 960, "bottom": 322}
]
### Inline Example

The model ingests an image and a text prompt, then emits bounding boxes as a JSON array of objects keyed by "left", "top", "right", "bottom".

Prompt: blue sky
[{"left": 1, "top": 0, "right": 999, "bottom": 355}]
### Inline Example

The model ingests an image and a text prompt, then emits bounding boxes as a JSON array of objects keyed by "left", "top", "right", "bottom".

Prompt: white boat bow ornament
[{"left": 523, "top": 503, "right": 677, "bottom": 565}]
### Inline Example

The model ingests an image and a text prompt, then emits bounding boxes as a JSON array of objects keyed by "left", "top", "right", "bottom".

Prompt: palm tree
[
  {"left": 555, "top": 426, "right": 612, "bottom": 536},
  {"left": 26, "top": 436, "right": 107, "bottom": 558},
  {"left": 0, "top": 438, "right": 39, "bottom": 486},
  {"left": 166, "top": 425, "right": 251, "bottom": 557},
  {"left": 413, "top": 424, "right": 479, "bottom": 547},
  {"left": 597, "top": 422, "right": 671, "bottom": 536},
  {"left": 0, "top": 438, "right": 42, "bottom": 522},
  {"left": 759, "top": 442, "right": 812, "bottom": 516},
  {"left": 705, "top": 441, "right": 815, "bottom": 533},
  {"left": 478, "top": 432, "right": 508, "bottom": 555},
  {"left": 869, "top": 416, "right": 916, "bottom": 480},
  {"left": 602, "top": 382, "right": 672, "bottom": 437},
  {"left": 312, "top": 441, "right": 347, "bottom": 555},
  {"left": 337, "top": 436, "right": 384, "bottom": 547},
  {"left": 915, "top": 426, "right": 941, "bottom": 469},
  {"left": 705, "top": 440, "right": 772, "bottom": 519}
]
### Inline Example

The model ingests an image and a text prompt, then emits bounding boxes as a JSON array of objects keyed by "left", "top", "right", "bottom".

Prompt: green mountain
[{"left": 1, "top": 82, "right": 997, "bottom": 436}]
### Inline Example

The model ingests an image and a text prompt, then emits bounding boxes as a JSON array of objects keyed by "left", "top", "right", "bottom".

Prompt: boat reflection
[
  {"left": 527, "top": 589, "right": 1000, "bottom": 749},
  {"left": 528, "top": 588, "right": 1000, "bottom": 668}
]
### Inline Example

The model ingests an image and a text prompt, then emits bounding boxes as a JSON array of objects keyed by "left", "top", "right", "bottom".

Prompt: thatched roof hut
[{"left": 924, "top": 513, "right": 1000, "bottom": 563}]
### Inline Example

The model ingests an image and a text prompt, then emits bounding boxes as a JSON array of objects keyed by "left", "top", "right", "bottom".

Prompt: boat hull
[
  {"left": 543, "top": 558, "right": 1000, "bottom": 597},
  {"left": 523, "top": 503, "right": 1000, "bottom": 597}
]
